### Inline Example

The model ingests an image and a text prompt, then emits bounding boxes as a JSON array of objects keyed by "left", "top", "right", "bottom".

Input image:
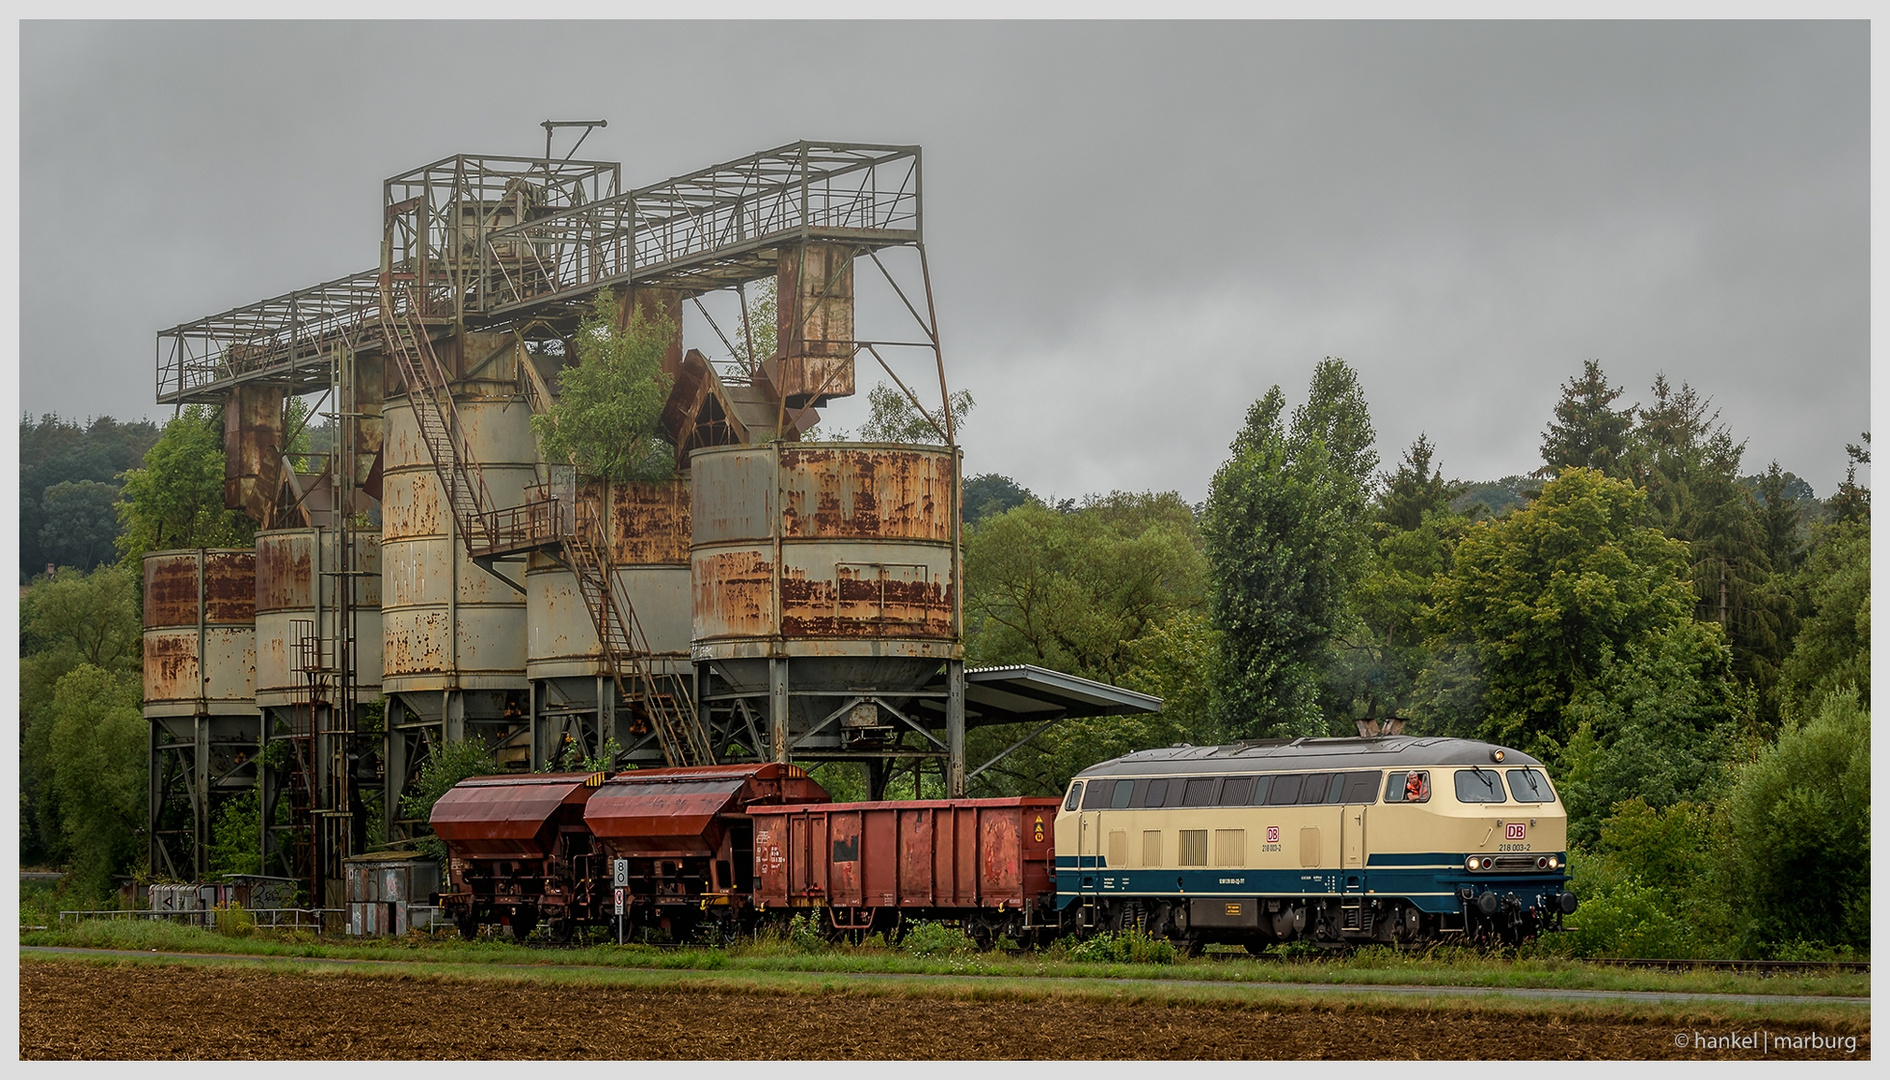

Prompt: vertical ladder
[
  {"left": 377, "top": 279, "right": 496, "bottom": 554},
  {"left": 564, "top": 502, "right": 713, "bottom": 768}
]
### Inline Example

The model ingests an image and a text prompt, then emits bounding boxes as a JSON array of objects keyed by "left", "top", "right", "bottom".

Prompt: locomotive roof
[{"left": 1072, "top": 736, "right": 1542, "bottom": 779}]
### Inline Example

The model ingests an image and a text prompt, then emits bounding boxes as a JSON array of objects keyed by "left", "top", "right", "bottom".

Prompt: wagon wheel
[
  {"left": 967, "top": 920, "right": 996, "bottom": 952},
  {"left": 510, "top": 910, "right": 538, "bottom": 942},
  {"left": 455, "top": 914, "right": 479, "bottom": 942},
  {"left": 546, "top": 917, "right": 576, "bottom": 945},
  {"left": 880, "top": 911, "right": 908, "bottom": 946}
]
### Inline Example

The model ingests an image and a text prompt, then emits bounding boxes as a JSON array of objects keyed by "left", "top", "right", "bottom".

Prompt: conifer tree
[{"left": 1538, "top": 359, "right": 1636, "bottom": 478}]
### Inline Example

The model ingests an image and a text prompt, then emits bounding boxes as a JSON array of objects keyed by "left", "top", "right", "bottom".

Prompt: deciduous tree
[
  {"left": 1204, "top": 358, "right": 1376, "bottom": 737},
  {"left": 532, "top": 291, "right": 675, "bottom": 482}
]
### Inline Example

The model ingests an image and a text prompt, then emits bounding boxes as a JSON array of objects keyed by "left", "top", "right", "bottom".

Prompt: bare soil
[{"left": 19, "top": 961, "right": 1868, "bottom": 1060}]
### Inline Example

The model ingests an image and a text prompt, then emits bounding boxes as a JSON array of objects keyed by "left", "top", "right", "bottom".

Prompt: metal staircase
[
  {"left": 564, "top": 501, "right": 712, "bottom": 768},
  {"left": 377, "top": 278, "right": 497, "bottom": 555}
]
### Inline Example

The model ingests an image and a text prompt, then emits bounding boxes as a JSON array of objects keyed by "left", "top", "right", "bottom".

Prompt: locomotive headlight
[
  {"left": 1547, "top": 856, "right": 1560, "bottom": 870},
  {"left": 1491, "top": 750, "right": 1506, "bottom": 763},
  {"left": 1466, "top": 856, "right": 1479, "bottom": 871}
]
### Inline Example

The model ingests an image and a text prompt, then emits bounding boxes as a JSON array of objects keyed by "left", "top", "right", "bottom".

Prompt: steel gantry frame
[{"left": 151, "top": 136, "right": 991, "bottom": 886}]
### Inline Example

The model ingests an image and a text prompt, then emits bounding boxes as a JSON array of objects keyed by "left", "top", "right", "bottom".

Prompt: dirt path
[{"left": 19, "top": 961, "right": 1868, "bottom": 1060}]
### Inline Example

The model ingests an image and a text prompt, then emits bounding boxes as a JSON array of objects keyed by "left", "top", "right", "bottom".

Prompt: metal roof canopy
[{"left": 903, "top": 664, "right": 1161, "bottom": 787}]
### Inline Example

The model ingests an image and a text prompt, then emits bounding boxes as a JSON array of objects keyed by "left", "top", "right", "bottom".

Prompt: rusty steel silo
[
  {"left": 525, "top": 477, "right": 692, "bottom": 769},
  {"left": 142, "top": 548, "right": 261, "bottom": 880},
  {"left": 690, "top": 442, "right": 962, "bottom": 768},
  {"left": 379, "top": 385, "right": 536, "bottom": 818},
  {"left": 254, "top": 527, "right": 383, "bottom": 708}
]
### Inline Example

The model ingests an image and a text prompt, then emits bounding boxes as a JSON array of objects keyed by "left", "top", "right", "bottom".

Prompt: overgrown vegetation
[
  {"left": 532, "top": 290, "right": 676, "bottom": 482},
  {"left": 398, "top": 739, "right": 505, "bottom": 861}
]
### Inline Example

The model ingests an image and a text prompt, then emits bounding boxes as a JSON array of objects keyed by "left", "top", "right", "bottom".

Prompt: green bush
[
  {"left": 899, "top": 920, "right": 972, "bottom": 956},
  {"left": 1565, "top": 880, "right": 1690, "bottom": 959},
  {"left": 786, "top": 912, "right": 827, "bottom": 953},
  {"left": 214, "top": 902, "right": 256, "bottom": 938},
  {"left": 1724, "top": 687, "right": 1870, "bottom": 953},
  {"left": 1066, "top": 929, "right": 1179, "bottom": 965}
]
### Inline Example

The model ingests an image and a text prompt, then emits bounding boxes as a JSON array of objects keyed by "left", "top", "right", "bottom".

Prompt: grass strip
[
  {"left": 19, "top": 949, "right": 1870, "bottom": 1033},
  {"left": 21, "top": 920, "right": 1869, "bottom": 1000}
]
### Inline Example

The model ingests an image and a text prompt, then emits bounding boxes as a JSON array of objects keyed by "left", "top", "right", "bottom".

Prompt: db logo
[
  {"left": 1266, "top": 826, "right": 1280, "bottom": 844},
  {"left": 1506, "top": 823, "right": 1527, "bottom": 840}
]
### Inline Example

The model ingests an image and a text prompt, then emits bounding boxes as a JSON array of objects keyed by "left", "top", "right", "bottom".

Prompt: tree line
[
  {"left": 957, "top": 358, "right": 1867, "bottom": 959},
  {"left": 20, "top": 353, "right": 1868, "bottom": 957}
]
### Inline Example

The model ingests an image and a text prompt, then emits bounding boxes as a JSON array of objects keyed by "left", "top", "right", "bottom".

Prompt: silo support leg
[
  {"left": 769, "top": 658, "right": 790, "bottom": 764},
  {"left": 947, "top": 660, "right": 966, "bottom": 797}
]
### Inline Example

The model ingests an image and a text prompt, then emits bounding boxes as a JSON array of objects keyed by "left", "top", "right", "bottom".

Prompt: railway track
[{"left": 1583, "top": 957, "right": 1868, "bottom": 975}]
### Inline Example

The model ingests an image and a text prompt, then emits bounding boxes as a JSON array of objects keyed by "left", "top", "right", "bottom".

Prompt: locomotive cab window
[
  {"left": 1454, "top": 768, "right": 1507, "bottom": 803},
  {"left": 1082, "top": 780, "right": 1118, "bottom": 810},
  {"left": 1506, "top": 768, "right": 1556, "bottom": 803},
  {"left": 1385, "top": 771, "right": 1430, "bottom": 803},
  {"left": 1248, "top": 775, "right": 1273, "bottom": 805},
  {"left": 1111, "top": 779, "right": 1136, "bottom": 808},
  {"left": 1064, "top": 782, "right": 1084, "bottom": 811}
]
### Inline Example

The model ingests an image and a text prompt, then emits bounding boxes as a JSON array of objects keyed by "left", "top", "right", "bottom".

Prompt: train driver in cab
[{"left": 1404, "top": 770, "right": 1429, "bottom": 802}]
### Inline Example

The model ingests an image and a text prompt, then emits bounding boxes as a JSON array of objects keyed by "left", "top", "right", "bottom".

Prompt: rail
[{"left": 1582, "top": 957, "right": 1870, "bottom": 975}]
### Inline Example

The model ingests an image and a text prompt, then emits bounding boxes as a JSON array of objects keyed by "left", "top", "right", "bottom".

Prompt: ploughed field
[{"left": 20, "top": 961, "right": 1866, "bottom": 1060}]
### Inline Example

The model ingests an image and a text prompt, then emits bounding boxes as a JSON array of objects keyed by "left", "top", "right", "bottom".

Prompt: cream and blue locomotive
[{"left": 1052, "top": 733, "right": 1579, "bottom": 950}]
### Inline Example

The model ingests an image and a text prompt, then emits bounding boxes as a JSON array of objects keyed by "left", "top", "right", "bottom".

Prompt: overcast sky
[{"left": 17, "top": 20, "right": 1870, "bottom": 501}]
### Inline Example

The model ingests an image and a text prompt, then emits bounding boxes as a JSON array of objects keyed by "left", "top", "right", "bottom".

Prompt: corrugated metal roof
[
  {"left": 909, "top": 663, "right": 1163, "bottom": 727},
  {"left": 1073, "top": 736, "right": 1541, "bottom": 778}
]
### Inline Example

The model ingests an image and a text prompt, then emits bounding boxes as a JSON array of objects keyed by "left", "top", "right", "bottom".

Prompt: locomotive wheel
[
  {"left": 1243, "top": 940, "right": 1269, "bottom": 956},
  {"left": 1173, "top": 934, "right": 1204, "bottom": 958}
]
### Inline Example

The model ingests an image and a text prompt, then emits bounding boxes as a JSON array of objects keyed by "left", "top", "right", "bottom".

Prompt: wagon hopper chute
[
  {"left": 583, "top": 763, "right": 830, "bottom": 938},
  {"left": 430, "top": 771, "right": 608, "bottom": 941}
]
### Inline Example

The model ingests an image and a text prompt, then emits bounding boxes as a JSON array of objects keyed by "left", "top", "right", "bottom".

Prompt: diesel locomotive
[
  {"left": 1055, "top": 734, "right": 1578, "bottom": 951},
  {"left": 431, "top": 733, "right": 1577, "bottom": 949}
]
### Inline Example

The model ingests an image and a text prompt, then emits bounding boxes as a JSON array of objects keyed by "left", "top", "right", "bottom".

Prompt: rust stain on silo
[
  {"left": 611, "top": 479, "right": 691, "bottom": 565},
  {"left": 203, "top": 551, "right": 257, "bottom": 622},
  {"left": 383, "top": 611, "right": 452, "bottom": 675},
  {"left": 143, "top": 632, "right": 198, "bottom": 700},
  {"left": 777, "top": 447, "right": 951, "bottom": 541},
  {"left": 144, "top": 554, "right": 202, "bottom": 629},
  {"left": 255, "top": 534, "right": 313, "bottom": 614},
  {"left": 694, "top": 550, "right": 775, "bottom": 638},
  {"left": 780, "top": 568, "right": 953, "bottom": 639}
]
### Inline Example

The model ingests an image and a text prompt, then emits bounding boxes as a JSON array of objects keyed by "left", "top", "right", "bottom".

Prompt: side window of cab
[
  {"left": 1385, "top": 770, "right": 1430, "bottom": 803},
  {"left": 1063, "top": 781, "right": 1084, "bottom": 811}
]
